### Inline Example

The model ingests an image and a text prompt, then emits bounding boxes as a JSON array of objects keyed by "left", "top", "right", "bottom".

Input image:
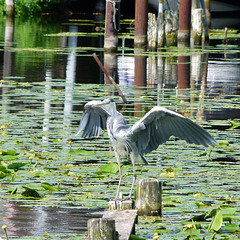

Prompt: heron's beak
[{"left": 93, "top": 99, "right": 110, "bottom": 108}]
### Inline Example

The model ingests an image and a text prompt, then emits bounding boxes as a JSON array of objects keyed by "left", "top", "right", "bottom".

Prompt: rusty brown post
[
  {"left": 134, "top": 0, "right": 148, "bottom": 46},
  {"left": 104, "top": 0, "right": 120, "bottom": 52},
  {"left": 178, "top": 0, "right": 192, "bottom": 46}
]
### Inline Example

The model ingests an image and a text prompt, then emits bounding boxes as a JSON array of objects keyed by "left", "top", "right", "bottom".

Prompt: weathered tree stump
[
  {"left": 109, "top": 199, "right": 134, "bottom": 211},
  {"left": 165, "top": 10, "right": 178, "bottom": 47},
  {"left": 147, "top": 13, "right": 157, "bottom": 50},
  {"left": 192, "top": 8, "right": 203, "bottom": 45},
  {"left": 136, "top": 178, "right": 162, "bottom": 216},
  {"left": 88, "top": 218, "right": 119, "bottom": 240}
]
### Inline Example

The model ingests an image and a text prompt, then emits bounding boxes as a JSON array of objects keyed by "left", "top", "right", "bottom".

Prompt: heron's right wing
[
  {"left": 129, "top": 106, "right": 217, "bottom": 155},
  {"left": 75, "top": 101, "right": 109, "bottom": 139}
]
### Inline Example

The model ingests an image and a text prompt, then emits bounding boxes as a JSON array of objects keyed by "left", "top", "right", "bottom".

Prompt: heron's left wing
[
  {"left": 75, "top": 100, "right": 109, "bottom": 139},
  {"left": 129, "top": 106, "right": 217, "bottom": 155}
]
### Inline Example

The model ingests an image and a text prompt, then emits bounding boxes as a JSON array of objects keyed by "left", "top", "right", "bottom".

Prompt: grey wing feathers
[
  {"left": 130, "top": 107, "right": 217, "bottom": 155},
  {"left": 75, "top": 101, "right": 109, "bottom": 139}
]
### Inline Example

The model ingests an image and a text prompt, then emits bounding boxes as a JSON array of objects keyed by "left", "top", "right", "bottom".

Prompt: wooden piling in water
[
  {"left": 136, "top": 178, "right": 162, "bottom": 216},
  {"left": 147, "top": 13, "right": 157, "bottom": 50},
  {"left": 165, "top": 10, "right": 178, "bottom": 47},
  {"left": 104, "top": 0, "right": 120, "bottom": 52},
  {"left": 157, "top": 12, "right": 165, "bottom": 48},
  {"left": 178, "top": 0, "right": 192, "bottom": 47},
  {"left": 109, "top": 199, "right": 134, "bottom": 211},
  {"left": 192, "top": 8, "right": 203, "bottom": 45},
  {"left": 134, "top": 0, "right": 148, "bottom": 46},
  {"left": 88, "top": 218, "right": 119, "bottom": 240}
]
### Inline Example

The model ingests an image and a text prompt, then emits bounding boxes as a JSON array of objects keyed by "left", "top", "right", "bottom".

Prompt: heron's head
[{"left": 94, "top": 98, "right": 116, "bottom": 115}]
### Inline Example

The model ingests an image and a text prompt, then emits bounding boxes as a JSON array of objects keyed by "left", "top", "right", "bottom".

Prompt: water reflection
[{"left": 0, "top": 200, "right": 101, "bottom": 236}]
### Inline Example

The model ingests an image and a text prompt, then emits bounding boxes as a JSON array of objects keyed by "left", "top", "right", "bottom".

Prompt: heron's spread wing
[
  {"left": 75, "top": 101, "right": 109, "bottom": 139},
  {"left": 130, "top": 107, "right": 217, "bottom": 155}
]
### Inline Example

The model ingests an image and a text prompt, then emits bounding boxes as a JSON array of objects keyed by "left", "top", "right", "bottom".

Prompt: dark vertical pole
[
  {"left": 134, "top": 0, "right": 148, "bottom": 46},
  {"left": 104, "top": 0, "right": 120, "bottom": 52},
  {"left": 178, "top": 0, "right": 192, "bottom": 46}
]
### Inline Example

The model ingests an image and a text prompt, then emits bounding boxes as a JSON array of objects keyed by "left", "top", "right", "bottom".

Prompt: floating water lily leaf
[
  {"left": 41, "top": 182, "right": 58, "bottom": 191},
  {"left": 95, "top": 162, "right": 118, "bottom": 175},
  {"left": 8, "top": 162, "right": 27, "bottom": 171},
  {"left": 22, "top": 186, "right": 45, "bottom": 198},
  {"left": 0, "top": 165, "right": 11, "bottom": 178},
  {"left": 1, "top": 155, "right": 18, "bottom": 161},
  {"left": 222, "top": 223, "right": 239, "bottom": 233},
  {"left": 208, "top": 209, "right": 223, "bottom": 232},
  {"left": 69, "top": 149, "right": 96, "bottom": 155}
]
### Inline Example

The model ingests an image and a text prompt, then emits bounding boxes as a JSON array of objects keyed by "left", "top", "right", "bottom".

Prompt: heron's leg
[
  {"left": 128, "top": 155, "right": 136, "bottom": 199},
  {"left": 114, "top": 151, "right": 122, "bottom": 199}
]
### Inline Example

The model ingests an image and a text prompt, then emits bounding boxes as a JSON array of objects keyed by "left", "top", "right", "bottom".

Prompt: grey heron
[{"left": 75, "top": 98, "right": 217, "bottom": 199}]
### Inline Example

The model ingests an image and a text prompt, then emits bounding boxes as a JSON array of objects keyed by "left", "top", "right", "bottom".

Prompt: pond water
[{"left": 0, "top": 16, "right": 240, "bottom": 239}]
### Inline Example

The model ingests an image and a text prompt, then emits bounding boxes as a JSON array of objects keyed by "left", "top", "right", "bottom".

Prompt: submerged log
[{"left": 136, "top": 178, "right": 162, "bottom": 216}]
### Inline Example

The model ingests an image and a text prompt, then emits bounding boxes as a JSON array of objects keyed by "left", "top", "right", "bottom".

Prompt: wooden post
[
  {"left": 5, "top": 0, "right": 15, "bottom": 16},
  {"left": 134, "top": 0, "right": 148, "bottom": 46},
  {"left": 136, "top": 179, "right": 162, "bottom": 216},
  {"left": 147, "top": 13, "right": 157, "bottom": 50},
  {"left": 104, "top": 0, "right": 120, "bottom": 52},
  {"left": 157, "top": 12, "right": 164, "bottom": 48},
  {"left": 103, "top": 210, "right": 138, "bottom": 239},
  {"left": 109, "top": 199, "right": 134, "bottom": 210},
  {"left": 178, "top": 0, "right": 192, "bottom": 47},
  {"left": 165, "top": 10, "right": 178, "bottom": 47},
  {"left": 192, "top": 9, "right": 203, "bottom": 45},
  {"left": 88, "top": 218, "right": 118, "bottom": 240},
  {"left": 204, "top": 0, "right": 211, "bottom": 27}
]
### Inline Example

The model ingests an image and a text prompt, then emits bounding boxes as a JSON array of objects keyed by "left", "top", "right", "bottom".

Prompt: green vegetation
[{"left": 0, "top": 0, "right": 60, "bottom": 16}]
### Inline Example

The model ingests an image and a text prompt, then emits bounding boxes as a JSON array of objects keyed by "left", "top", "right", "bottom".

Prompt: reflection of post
[
  {"left": 42, "top": 70, "right": 51, "bottom": 144},
  {"left": 178, "top": 56, "right": 190, "bottom": 89},
  {"left": 164, "top": 57, "right": 178, "bottom": 88},
  {"left": 2, "top": 16, "right": 14, "bottom": 114},
  {"left": 63, "top": 25, "right": 78, "bottom": 141},
  {"left": 134, "top": 49, "right": 146, "bottom": 87},
  {"left": 196, "top": 53, "right": 208, "bottom": 119},
  {"left": 191, "top": 54, "right": 202, "bottom": 86},
  {"left": 104, "top": 53, "right": 118, "bottom": 85},
  {"left": 3, "top": 16, "right": 14, "bottom": 78},
  {"left": 148, "top": 55, "right": 157, "bottom": 86}
]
